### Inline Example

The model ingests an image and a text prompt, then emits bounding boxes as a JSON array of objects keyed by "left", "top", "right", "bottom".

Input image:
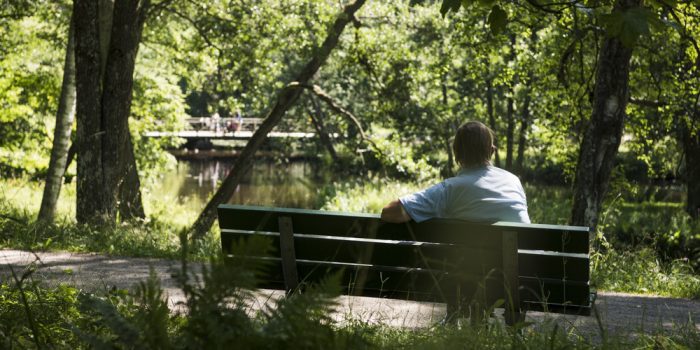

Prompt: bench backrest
[{"left": 218, "top": 204, "right": 592, "bottom": 315}]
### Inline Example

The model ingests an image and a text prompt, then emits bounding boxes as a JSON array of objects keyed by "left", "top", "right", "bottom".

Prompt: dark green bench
[{"left": 217, "top": 204, "right": 594, "bottom": 325}]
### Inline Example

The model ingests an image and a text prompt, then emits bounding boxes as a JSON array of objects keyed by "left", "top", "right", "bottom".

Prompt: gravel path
[{"left": 1, "top": 249, "right": 698, "bottom": 337}]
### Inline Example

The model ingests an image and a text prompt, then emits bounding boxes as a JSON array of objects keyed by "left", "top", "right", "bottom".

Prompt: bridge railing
[{"left": 185, "top": 117, "right": 264, "bottom": 132}]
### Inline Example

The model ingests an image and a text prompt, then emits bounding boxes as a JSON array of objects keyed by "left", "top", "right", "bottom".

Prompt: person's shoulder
[{"left": 487, "top": 166, "right": 522, "bottom": 182}]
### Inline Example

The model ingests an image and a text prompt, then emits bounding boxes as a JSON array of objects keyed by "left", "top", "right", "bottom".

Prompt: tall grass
[{"left": 0, "top": 178, "right": 219, "bottom": 259}]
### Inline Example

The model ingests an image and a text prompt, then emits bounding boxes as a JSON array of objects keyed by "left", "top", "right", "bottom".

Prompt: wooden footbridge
[{"left": 143, "top": 117, "right": 317, "bottom": 140}]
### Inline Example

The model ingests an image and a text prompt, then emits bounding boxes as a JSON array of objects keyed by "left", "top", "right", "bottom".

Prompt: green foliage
[
  {"left": 129, "top": 48, "right": 189, "bottom": 178},
  {"left": 0, "top": 11, "right": 64, "bottom": 176},
  {"left": 600, "top": 7, "right": 664, "bottom": 47},
  {"left": 370, "top": 131, "right": 442, "bottom": 182},
  {"left": 592, "top": 247, "right": 700, "bottom": 298},
  {"left": 321, "top": 177, "right": 425, "bottom": 213},
  {"left": 74, "top": 271, "right": 177, "bottom": 348},
  {"left": 0, "top": 279, "right": 82, "bottom": 348}
]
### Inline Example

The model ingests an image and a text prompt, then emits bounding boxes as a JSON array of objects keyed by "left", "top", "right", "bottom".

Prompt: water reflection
[{"left": 155, "top": 159, "right": 332, "bottom": 210}]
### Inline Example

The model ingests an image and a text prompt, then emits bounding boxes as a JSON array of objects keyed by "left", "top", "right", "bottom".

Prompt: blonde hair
[{"left": 452, "top": 121, "right": 495, "bottom": 168}]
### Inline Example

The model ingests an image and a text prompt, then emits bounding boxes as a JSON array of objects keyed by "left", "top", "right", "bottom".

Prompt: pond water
[{"left": 151, "top": 157, "right": 336, "bottom": 212}]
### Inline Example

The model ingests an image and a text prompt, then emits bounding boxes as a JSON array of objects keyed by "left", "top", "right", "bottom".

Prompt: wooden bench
[{"left": 218, "top": 204, "right": 595, "bottom": 325}]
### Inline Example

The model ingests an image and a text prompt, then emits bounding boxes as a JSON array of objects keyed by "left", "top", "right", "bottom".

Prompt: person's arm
[{"left": 381, "top": 199, "right": 411, "bottom": 223}]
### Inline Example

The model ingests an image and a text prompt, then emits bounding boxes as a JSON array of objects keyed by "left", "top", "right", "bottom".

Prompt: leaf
[
  {"left": 600, "top": 7, "right": 663, "bottom": 48},
  {"left": 475, "top": 0, "right": 495, "bottom": 8},
  {"left": 487, "top": 5, "right": 507, "bottom": 35},
  {"left": 440, "top": 0, "right": 462, "bottom": 17}
]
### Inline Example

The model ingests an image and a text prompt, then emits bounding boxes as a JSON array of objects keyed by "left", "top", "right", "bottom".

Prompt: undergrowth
[{"left": 0, "top": 237, "right": 698, "bottom": 349}]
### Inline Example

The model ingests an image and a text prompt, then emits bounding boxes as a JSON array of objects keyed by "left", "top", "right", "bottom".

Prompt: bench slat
[
  {"left": 221, "top": 232, "right": 589, "bottom": 282},
  {"left": 218, "top": 205, "right": 589, "bottom": 253},
  {"left": 222, "top": 230, "right": 503, "bottom": 273},
  {"left": 226, "top": 255, "right": 590, "bottom": 310}
]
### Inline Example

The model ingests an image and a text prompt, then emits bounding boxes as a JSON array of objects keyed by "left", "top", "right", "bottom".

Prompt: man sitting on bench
[{"left": 381, "top": 121, "right": 530, "bottom": 225}]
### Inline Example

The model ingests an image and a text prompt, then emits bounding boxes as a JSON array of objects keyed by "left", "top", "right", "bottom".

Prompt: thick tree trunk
[
  {"left": 38, "top": 15, "right": 77, "bottom": 223},
  {"left": 74, "top": 0, "right": 108, "bottom": 224},
  {"left": 570, "top": 0, "right": 640, "bottom": 229},
  {"left": 74, "top": 0, "right": 148, "bottom": 224},
  {"left": 101, "top": 0, "right": 149, "bottom": 220},
  {"left": 681, "top": 121, "right": 700, "bottom": 219},
  {"left": 190, "top": 0, "right": 367, "bottom": 239},
  {"left": 486, "top": 78, "right": 501, "bottom": 167}
]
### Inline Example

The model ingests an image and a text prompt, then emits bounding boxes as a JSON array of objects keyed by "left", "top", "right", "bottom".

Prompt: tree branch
[
  {"left": 295, "top": 83, "right": 383, "bottom": 157},
  {"left": 165, "top": 7, "right": 222, "bottom": 52}
]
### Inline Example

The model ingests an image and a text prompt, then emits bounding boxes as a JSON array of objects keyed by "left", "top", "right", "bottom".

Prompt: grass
[
  {"left": 1, "top": 177, "right": 700, "bottom": 299},
  {"left": 592, "top": 248, "right": 700, "bottom": 298},
  {"left": 0, "top": 178, "right": 219, "bottom": 260}
]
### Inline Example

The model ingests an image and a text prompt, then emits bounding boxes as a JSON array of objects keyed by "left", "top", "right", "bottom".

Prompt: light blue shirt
[{"left": 399, "top": 166, "right": 530, "bottom": 223}]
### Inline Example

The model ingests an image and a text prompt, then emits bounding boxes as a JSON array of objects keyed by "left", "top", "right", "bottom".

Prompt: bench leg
[
  {"left": 278, "top": 216, "right": 299, "bottom": 294},
  {"left": 502, "top": 230, "right": 521, "bottom": 326},
  {"left": 505, "top": 309, "right": 526, "bottom": 326},
  {"left": 443, "top": 283, "right": 461, "bottom": 324}
]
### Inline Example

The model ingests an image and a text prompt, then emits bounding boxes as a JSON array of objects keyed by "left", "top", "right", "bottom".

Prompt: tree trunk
[
  {"left": 190, "top": 0, "right": 367, "bottom": 239},
  {"left": 74, "top": 0, "right": 148, "bottom": 224},
  {"left": 486, "top": 78, "right": 501, "bottom": 167},
  {"left": 570, "top": 0, "right": 640, "bottom": 229},
  {"left": 505, "top": 35, "right": 516, "bottom": 171},
  {"left": 309, "top": 97, "right": 339, "bottom": 162},
  {"left": 681, "top": 121, "right": 700, "bottom": 219},
  {"left": 74, "top": 0, "right": 108, "bottom": 224},
  {"left": 505, "top": 91, "right": 515, "bottom": 170},
  {"left": 63, "top": 142, "right": 76, "bottom": 177},
  {"left": 38, "top": 14, "right": 77, "bottom": 224},
  {"left": 101, "top": 0, "right": 149, "bottom": 220},
  {"left": 516, "top": 69, "right": 533, "bottom": 175},
  {"left": 441, "top": 73, "right": 454, "bottom": 178},
  {"left": 515, "top": 30, "right": 538, "bottom": 175},
  {"left": 515, "top": 86, "right": 531, "bottom": 175},
  {"left": 99, "top": 0, "right": 114, "bottom": 77},
  {"left": 119, "top": 131, "right": 145, "bottom": 220},
  {"left": 442, "top": 130, "right": 455, "bottom": 178}
]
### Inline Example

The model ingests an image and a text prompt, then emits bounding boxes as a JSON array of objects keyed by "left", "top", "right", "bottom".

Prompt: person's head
[{"left": 452, "top": 121, "right": 495, "bottom": 169}]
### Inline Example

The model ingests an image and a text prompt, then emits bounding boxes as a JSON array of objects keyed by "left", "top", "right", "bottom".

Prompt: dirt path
[{"left": 1, "top": 249, "right": 698, "bottom": 336}]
